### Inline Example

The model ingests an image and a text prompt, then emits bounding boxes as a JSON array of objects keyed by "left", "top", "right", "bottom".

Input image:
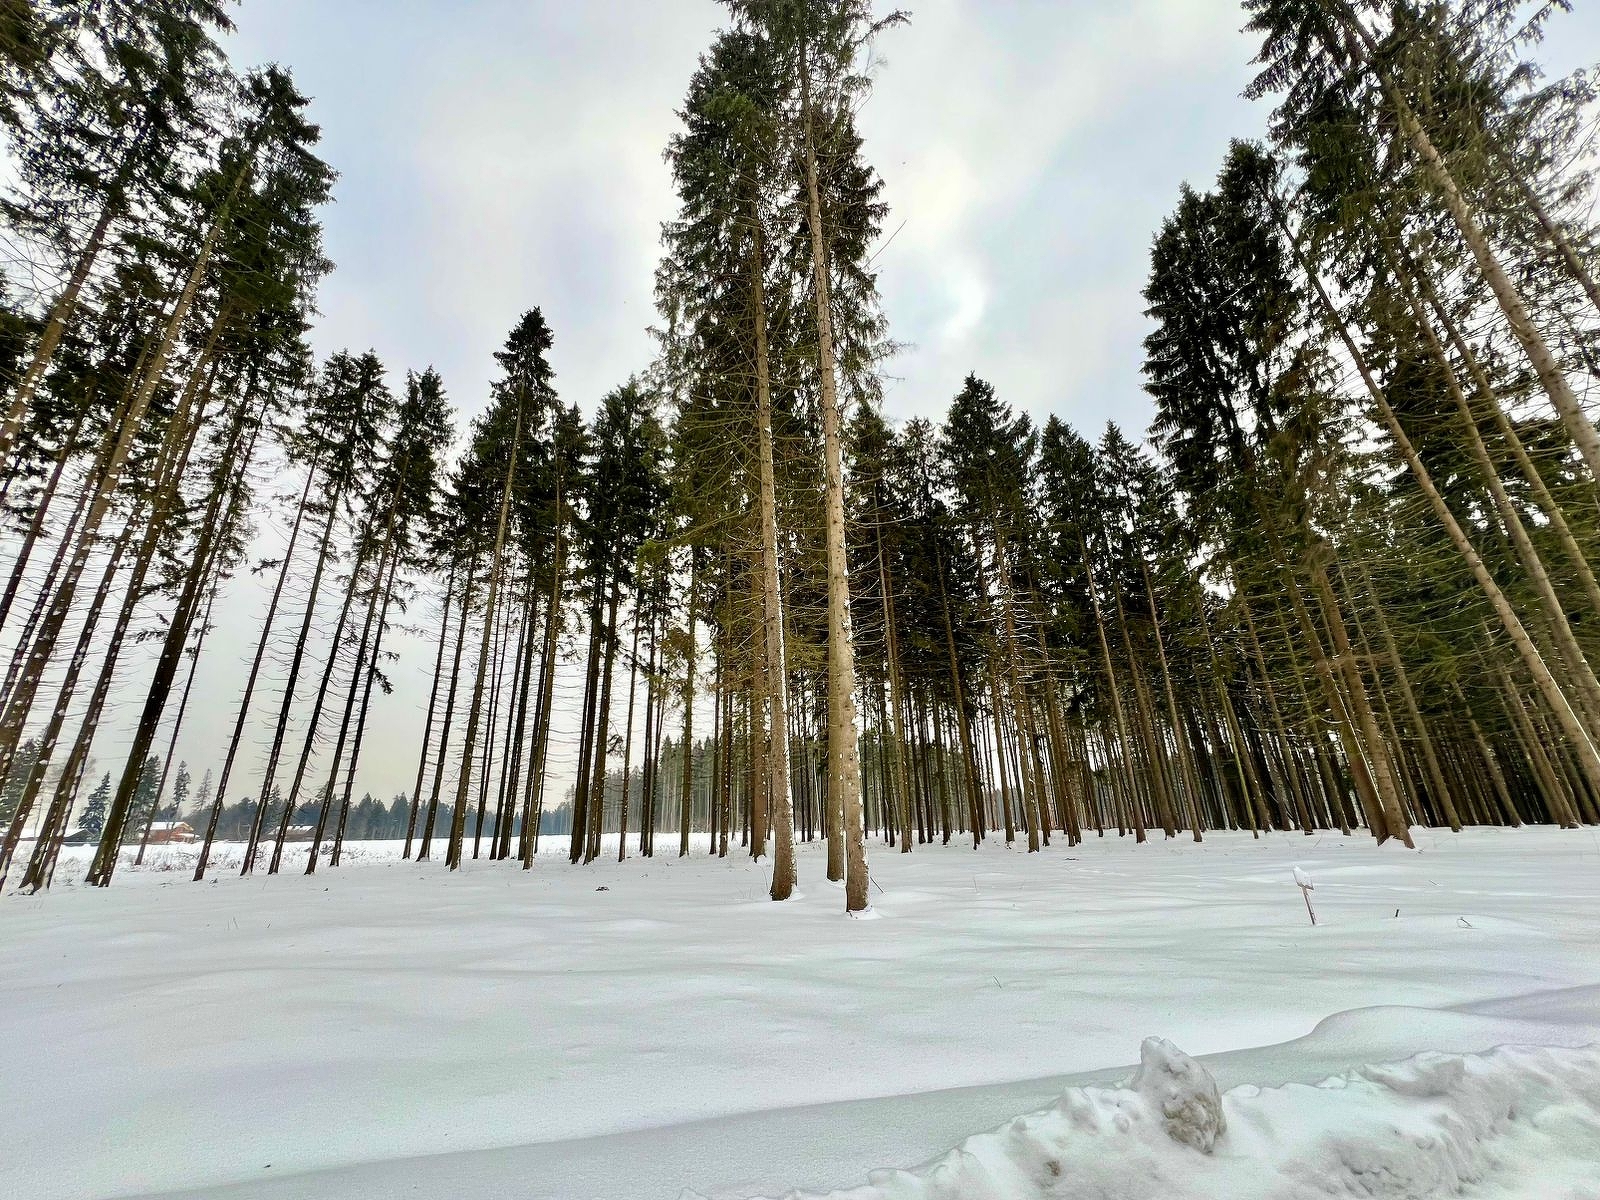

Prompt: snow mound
[
  {"left": 1131, "top": 1036, "right": 1225, "bottom": 1153},
  {"left": 735, "top": 1043, "right": 1600, "bottom": 1199}
]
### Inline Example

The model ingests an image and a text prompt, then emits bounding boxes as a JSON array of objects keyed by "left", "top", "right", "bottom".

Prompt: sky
[{"left": 74, "top": 0, "right": 1600, "bottom": 816}]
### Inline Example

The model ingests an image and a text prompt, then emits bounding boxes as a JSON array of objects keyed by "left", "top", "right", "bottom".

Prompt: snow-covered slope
[{"left": 3, "top": 828, "right": 1597, "bottom": 1199}]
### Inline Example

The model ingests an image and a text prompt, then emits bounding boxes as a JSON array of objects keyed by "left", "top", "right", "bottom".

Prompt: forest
[{"left": 2, "top": 0, "right": 1599, "bottom": 917}]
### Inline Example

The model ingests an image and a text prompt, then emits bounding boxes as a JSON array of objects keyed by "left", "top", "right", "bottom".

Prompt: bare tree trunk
[
  {"left": 269, "top": 533, "right": 376, "bottom": 874},
  {"left": 133, "top": 559, "right": 222, "bottom": 866},
  {"left": 448, "top": 398, "right": 523, "bottom": 870},
  {"left": 748, "top": 212, "right": 797, "bottom": 888},
  {"left": 421, "top": 553, "right": 479, "bottom": 860},
  {"left": 405, "top": 560, "right": 456, "bottom": 859},
  {"left": 875, "top": 522, "right": 913, "bottom": 853},
  {"left": 329, "top": 541, "right": 403, "bottom": 867},
  {"left": 678, "top": 556, "right": 698, "bottom": 858},
  {"left": 1398, "top": 262, "right": 1600, "bottom": 724},
  {"left": 584, "top": 574, "right": 622, "bottom": 865},
  {"left": 618, "top": 597, "right": 642, "bottom": 863},
  {"left": 494, "top": 576, "right": 537, "bottom": 860},
  {"left": 523, "top": 494, "right": 565, "bottom": 869},
  {"left": 800, "top": 45, "right": 868, "bottom": 913}
]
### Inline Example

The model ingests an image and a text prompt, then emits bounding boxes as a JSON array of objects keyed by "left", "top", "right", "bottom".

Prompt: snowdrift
[{"left": 733, "top": 1040, "right": 1600, "bottom": 1200}]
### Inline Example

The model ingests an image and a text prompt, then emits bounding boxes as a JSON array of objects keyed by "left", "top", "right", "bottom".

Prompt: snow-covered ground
[{"left": 3, "top": 828, "right": 1598, "bottom": 1199}]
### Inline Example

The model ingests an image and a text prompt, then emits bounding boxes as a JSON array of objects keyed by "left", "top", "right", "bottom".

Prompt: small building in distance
[{"left": 143, "top": 821, "right": 198, "bottom": 845}]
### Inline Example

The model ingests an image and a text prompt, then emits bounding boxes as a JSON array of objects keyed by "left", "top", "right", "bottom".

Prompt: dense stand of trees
[{"left": 3, "top": 1, "right": 1600, "bottom": 908}]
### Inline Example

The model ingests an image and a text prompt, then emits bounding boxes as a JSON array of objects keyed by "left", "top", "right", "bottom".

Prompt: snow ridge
[{"left": 729, "top": 1042, "right": 1600, "bottom": 1200}]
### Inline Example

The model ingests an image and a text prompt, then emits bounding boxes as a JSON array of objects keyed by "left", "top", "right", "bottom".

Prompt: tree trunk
[
  {"left": 800, "top": 44, "right": 868, "bottom": 913},
  {"left": 421, "top": 553, "right": 479, "bottom": 860},
  {"left": 405, "top": 559, "right": 457, "bottom": 859},
  {"left": 448, "top": 396, "right": 524, "bottom": 870}
]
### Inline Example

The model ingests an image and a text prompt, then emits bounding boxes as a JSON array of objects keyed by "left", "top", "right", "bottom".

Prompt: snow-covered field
[{"left": 3, "top": 828, "right": 1598, "bottom": 1199}]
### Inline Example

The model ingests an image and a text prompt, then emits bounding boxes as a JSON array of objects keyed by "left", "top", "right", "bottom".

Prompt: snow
[
  {"left": 1130, "top": 1036, "right": 1226, "bottom": 1153},
  {"left": 3, "top": 827, "right": 1598, "bottom": 1200},
  {"left": 718, "top": 1043, "right": 1600, "bottom": 1199},
  {"left": 1293, "top": 864, "right": 1314, "bottom": 890}
]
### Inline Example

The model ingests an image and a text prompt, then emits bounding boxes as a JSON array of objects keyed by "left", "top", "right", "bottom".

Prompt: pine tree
[{"left": 80, "top": 772, "right": 111, "bottom": 839}]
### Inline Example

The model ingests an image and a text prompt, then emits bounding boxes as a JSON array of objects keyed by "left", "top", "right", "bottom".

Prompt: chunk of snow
[
  {"left": 1132, "top": 1036, "right": 1226, "bottom": 1153},
  {"left": 1293, "top": 866, "right": 1314, "bottom": 890}
]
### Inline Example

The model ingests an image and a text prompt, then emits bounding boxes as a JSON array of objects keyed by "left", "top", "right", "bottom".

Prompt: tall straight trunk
[
  {"left": 1419, "top": 271, "right": 1600, "bottom": 624},
  {"left": 405, "top": 560, "right": 457, "bottom": 859},
  {"left": 717, "top": 634, "right": 732, "bottom": 859},
  {"left": 243, "top": 480, "right": 351, "bottom": 873},
  {"left": 1109, "top": 571, "right": 1176, "bottom": 838},
  {"left": 934, "top": 542, "right": 983, "bottom": 845},
  {"left": 473, "top": 588, "right": 513, "bottom": 859},
  {"left": 1238, "top": 599, "right": 1314, "bottom": 833},
  {"left": 1356, "top": 562, "right": 1460, "bottom": 831},
  {"left": 201, "top": 456, "right": 320, "bottom": 879},
  {"left": 0, "top": 515, "right": 138, "bottom": 889},
  {"left": 1081, "top": 535, "right": 1144, "bottom": 842},
  {"left": 639, "top": 585, "right": 661, "bottom": 857},
  {"left": 524, "top": 496, "right": 566, "bottom": 869},
  {"left": 1140, "top": 556, "right": 1203, "bottom": 841},
  {"left": 1310, "top": 561, "right": 1413, "bottom": 845},
  {"left": 800, "top": 45, "right": 868, "bottom": 913},
  {"left": 678, "top": 557, "right": 698, "bottom": 858},
  {"left": 991, "top": 532, "right": 1045, "bottom": 849},
  {"left": 1, "top": 336, "right": 162, "bottom": 710},
  {"left": 493, "top": 576, "right": 536, "bottom": 860},
  {"left": 1196, "top": 597, "right": 1266, "bottom": 835},
  {"left": 875, "top": 522, "right": 913, "bottom": 853},
  {"left": 330, "top": 543, "right": 403, "bottom": 867},
  {"left": 132, "top": 558, "right": 222, "bottom": 867},
  {"left": 569, "top": 578, "right": 606, "bottom": 863},
  {"left": 447, "top": 397, "right": 524, "bottom": 870},
  {"left": 421, "top": 553, "right": 479, "bottom": 860},
  {"left": 617, "top": 597, "right": 643, "bottom": 862},
  {"left": 269, "top": 529, "right": 378, "bottom": 874},
  {"left": 0, "top": 423, "right": 108, "bottom": 700},
  {"left": 584, "top": 574, "right": 623, "bottom": 865},
  {"left": 747, "top": 200, "right": 795, "bottom": 880},
  {"left": 985, "top": 664, "right": 1015, "bottom": 843}
]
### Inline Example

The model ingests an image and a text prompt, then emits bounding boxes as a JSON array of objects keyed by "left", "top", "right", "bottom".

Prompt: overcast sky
[{"left": 94, "top": 0, "right": 1600, "bottom": 816}]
